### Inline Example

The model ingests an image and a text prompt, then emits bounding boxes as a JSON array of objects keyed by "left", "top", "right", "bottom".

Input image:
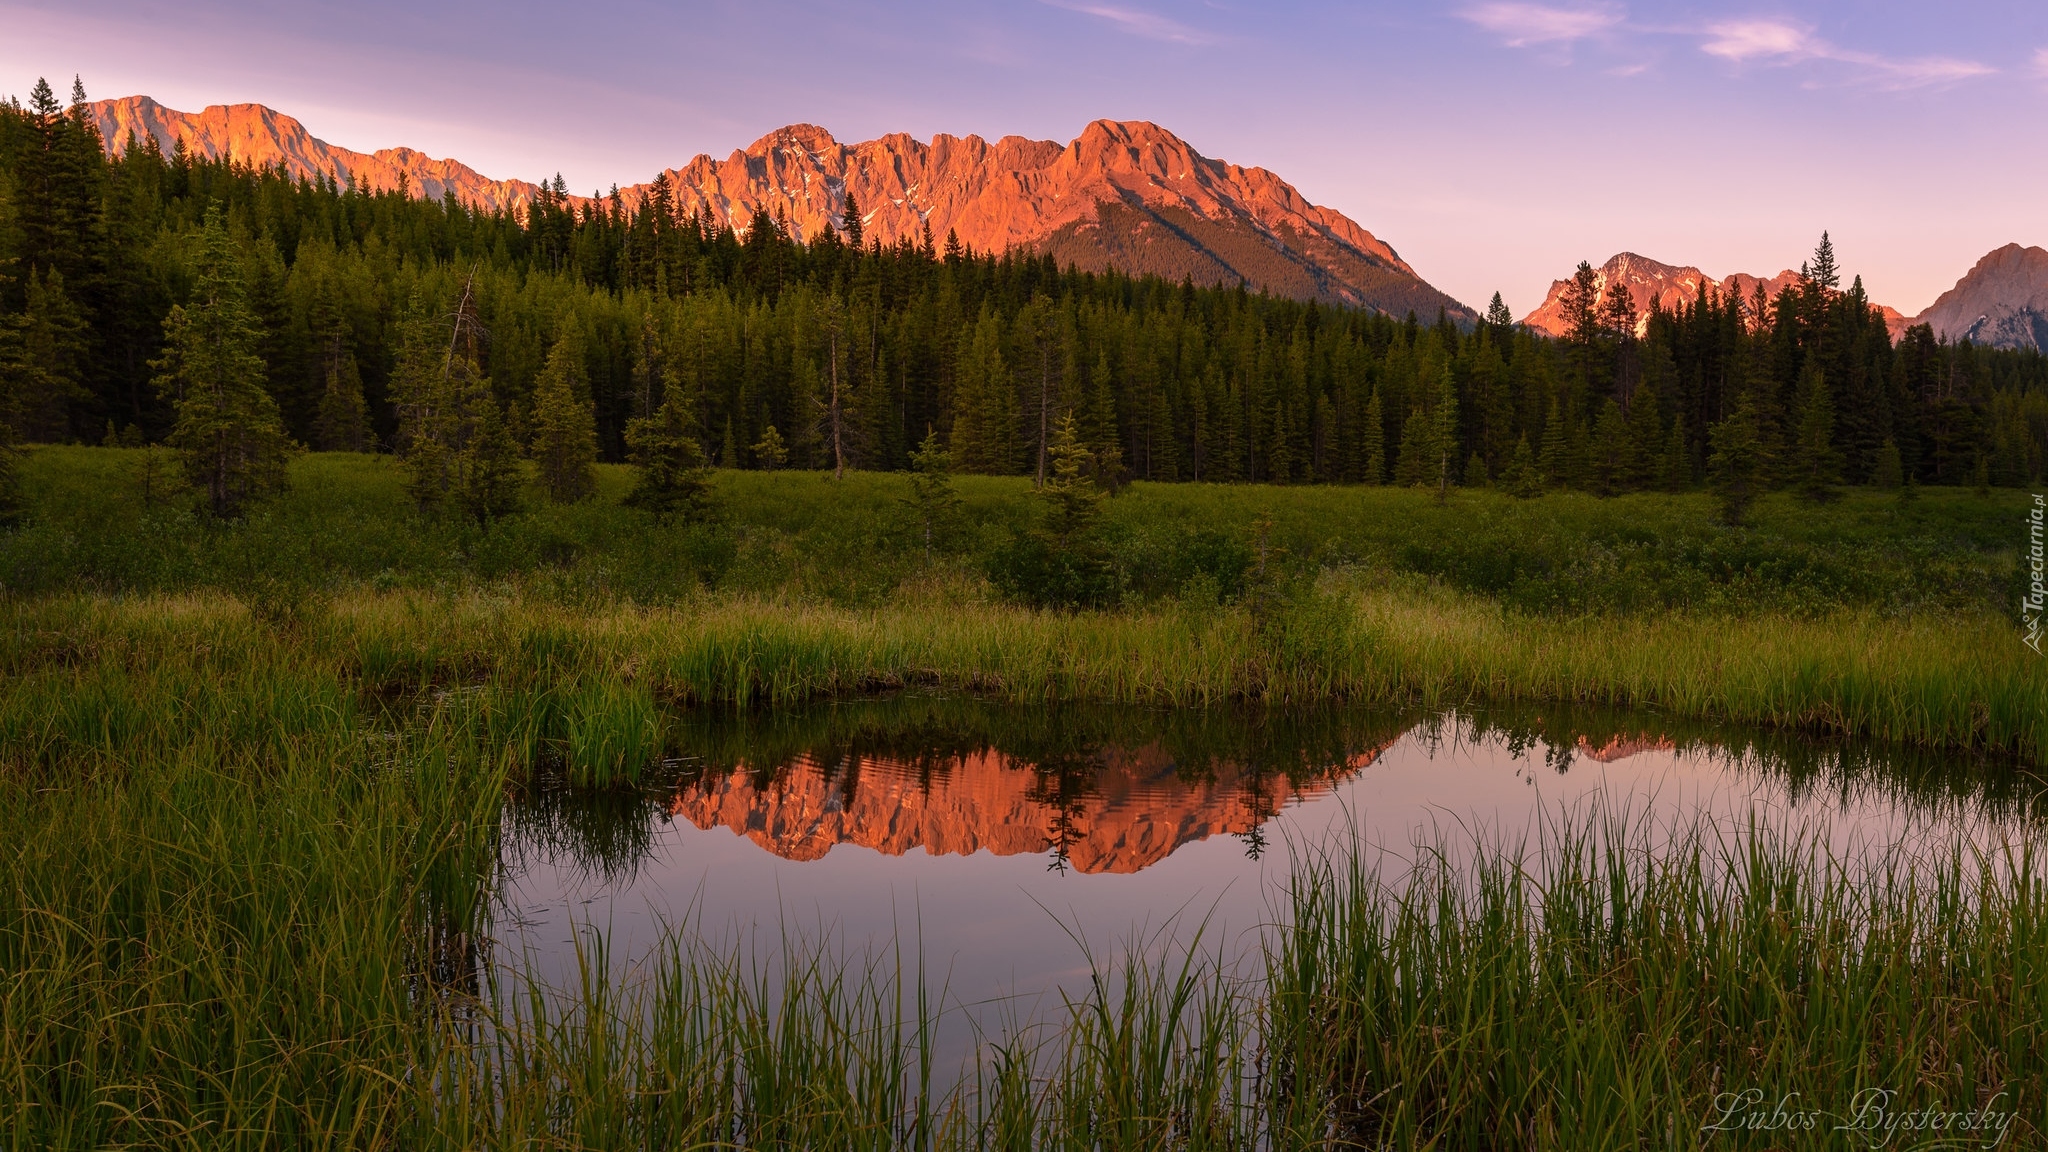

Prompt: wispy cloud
[
  {"left": 2033, "top": 47, "right": 2048, "bottom": 78},
  {"left": 1462, "top": 6, "right": 1991, "bottom": 90},
  {"left": 1701, "top": 18, "right": 1991, "bottom": 89},
  {"left": 1040, "top": 1, "right": 1218, "bottom": 46},
  {"left": 1460, "top": 2, "right": 1622, "bottom": 47}
]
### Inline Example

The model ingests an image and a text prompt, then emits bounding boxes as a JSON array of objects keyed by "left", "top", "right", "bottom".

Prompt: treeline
[{"left": 4, "top": 74, "right": 2047, "bottom": 513}]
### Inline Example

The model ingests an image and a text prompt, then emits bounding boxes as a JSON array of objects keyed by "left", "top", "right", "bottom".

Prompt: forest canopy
[{"left": 3, "top": 76, "right": 2045, "bottom": 502}]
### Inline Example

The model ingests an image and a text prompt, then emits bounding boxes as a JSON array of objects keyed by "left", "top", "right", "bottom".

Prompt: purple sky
[{"left": 4, "top": 0, "right": 2043, "bottom": 316}]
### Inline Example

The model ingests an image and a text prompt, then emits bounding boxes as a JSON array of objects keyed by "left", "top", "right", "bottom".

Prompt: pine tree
[
  {"left": 1622, "top": 384, "right": 1663, "bottom": 490},
  {"left": 1807, "top": 231, "right": 1840, "bottom": 295},
  {"left": 752, "top": 424, "right": 788, "bottom": 469},
  {"left": 1501, "top": 434, "right": 1542, "bottom": 498},
  {"left": 530, "top": 330, "right": 598, "bottom": 502},
  {"left": 1590, "top": 398, "right": 1629, "bottom": 495},
  {"left": 1658, "top": 418, "right": 1690, "bottom": 491},
  {"left": 1872, "top": 438, "right": 1904, "bottom": 489},
  {"left": 150, "top": 206, "right": 296, "bottom": 517},
  {"left": 840, "top": 187, "right": 863, "bottom": 249},
  {"left": 1432, "top": 363, "right": 1459, "bottom": 500},
  {"left": 1361, "top": 386, "right": 1385, "bottom": 484},
  {"left": 460, "top": 394, "right": 524, "bottom": 522},
  {"left": 313, "top": 330, "right": 371, "bottom": 452},
  {"left": 1708, "top": 395, "right": 1768, "bottom": 525},
  {"left": 949, "top": 310, "right": 1020, "bottom": 474},
  {"left": 18, "top": 268, "right": 89, "bottom": 441},
  {"left": 1485, "top": 291, "right": 1514, "bottom": 330},
  {"left": 1788, "top": 362, "right": 1841, "bottom": 501},
  {"left": 1538, "top": 395, "right": 1569, "bottom": 490},
  {"left": 905, "top": 429, "right": 960, "bottom": 561},
  {"left": 625, "top": 392, "right": 712, "bottom": 519},
  {"left": 1394, "top": 402, "right": 1434, "bottom": 487},
  {"left": 1462, "top": 451, "right": 1488, "bottom": 488},
  {"left": 1040, "top": 412, "right": 1104, "bottom": 548}
]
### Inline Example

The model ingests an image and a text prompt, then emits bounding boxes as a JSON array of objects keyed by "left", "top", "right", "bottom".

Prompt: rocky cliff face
[
  {"left": 84, "top": 96, "right": 1470, "bottom": 318},
  {"left": 87, "top": 96, "right": 540, "bottom": 212},
  {"left": 1520, "top": 252, "right": 1908, "bottom": 341},
  {"left": 665, "top": 741, "right": 1390, "bottom": 874},
  {"left": 1912, "top": 243, "right": 2048, "bottom": 351},
  {"left": 634, "top": 119, "right": 1470, "bottom": 317}
]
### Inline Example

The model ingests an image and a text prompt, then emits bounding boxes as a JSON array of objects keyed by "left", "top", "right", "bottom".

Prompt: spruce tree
[
  {"left": 1485, "top": 291, "right": 1514, "bottom": 331},
  {"left": 1361, "top": 386, "right": 1385, "bottom": 484},
  {"left": 905, "top": 429, "right": 960, "bottom": 561},
  {"left": 840, "top": 188, "right": 863, "bottom": 249},
  {"left": 1040, "top": 412, "right": 1104, "bottom": 548},
  {"left": 1788, "top": 363, "right": 1842, "bottom": 501},
  {"left": 150, "top": 206, "right": 296, "bottom": 517},
  {"left": 1622, "top": 384, "right": 1662, "bottom": 490},
  {"left": 1501, "top": 434, "right": 1542, "bottom": 498},
  {"left": 752, "top": 424, "right": 788, "bottom": 469},
  {"left": 1872, "top": 438, "right": 1904, "bottom": 489},
  {"left": 530, "top": 330, "right": 598, "bottom": 502},
  {"left": 1432, "top": 364, "right": 1459, "bottom": 500},
  {"left": 1590, "top": 398, "right": 1628, "bottom": 495},
  {"left": 1708, "top": 396, "right": 1768, "bottom": 525},
  {"left": 1658, "top": 419, "right": 1690, "bottom": 491},
  {"left": 625, "top": 392, "right": 712, "bottom": 519},
  {"left": 1394, "top": 402, "right": 1434, "bottom": 487},
  {"left": 949, "top": 310, "right": 1020, "bottom": 474},
  {"left": 459, "top": 393, "right": 524, "bottom": 522},
  {"left": 1539, "top": 395, "right": 1570, "bottom": 490},
  {"left": 313, "top": 330, "right": 371, "bottom": 452}
]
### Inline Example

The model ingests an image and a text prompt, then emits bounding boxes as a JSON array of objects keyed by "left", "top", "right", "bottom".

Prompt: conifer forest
[{"left": 4, "top": 79, "right": 2044, "bottom": 506}]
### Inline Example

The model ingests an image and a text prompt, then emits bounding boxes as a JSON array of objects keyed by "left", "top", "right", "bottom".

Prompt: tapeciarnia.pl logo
[{"left": 2026, "top": 493, "right": 2044, "bottom": 654}]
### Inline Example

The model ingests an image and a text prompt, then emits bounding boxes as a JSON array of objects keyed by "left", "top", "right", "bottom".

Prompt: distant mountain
[
  {"left": 83, "top": 96, "right": 1471, "bottom": 318},
  {"left": 628, "top": 119, "right": 1471, "bottom": 318},
  {"left": 1912, "top": 244, "right": 2048, "bottom": 351},
  {"left": 87, "top": 96, "right": 539, "bottom": 212},
  {"left": 1520, "top": 252, "right": 1909, "bottom": 341}
]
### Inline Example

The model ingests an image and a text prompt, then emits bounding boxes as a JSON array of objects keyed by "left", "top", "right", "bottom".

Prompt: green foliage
[
  {"left": 150, "top": 206, "right": 297, "bottom": 517},
  {"left": 1501, "top": 434, "right": 1542, "bottom": 498},
  {"left": 1708, "top": 396, "right": 1768, "bottom": 525},
  {"left": 750, "top": 423, "right": 788, "bottom": 470},
  {"left": 1873, "top": 437, "right": 1904, "bottom": 489},
  {"left": 1789, "top": 362, "right": 1843, "bottom": 501},
  {"left": 904, "top": 429, "right": 960, "bottom": 560},
  {"left": 624, "top": 393, "right": 712, "bottom": 520},
  {"left": 989, "top": 414, "right": 1116, "bottom": 608},
  {"left": 530, "top": 329, "right": 599, "bottom": 502}
]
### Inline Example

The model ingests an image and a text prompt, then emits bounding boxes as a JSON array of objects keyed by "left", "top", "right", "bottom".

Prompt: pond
[{"left": 490, "top": 698, "right": 2041, "bottom": 1053}]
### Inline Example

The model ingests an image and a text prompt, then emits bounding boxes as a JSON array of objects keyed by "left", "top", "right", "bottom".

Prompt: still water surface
[{"left": 492, "top": 699, "right": 2039, "bottom": 1029}]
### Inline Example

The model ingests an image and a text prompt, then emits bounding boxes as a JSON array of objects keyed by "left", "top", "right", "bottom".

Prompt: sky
[{"left": 2, "top": 0, "right": 2043, "bottom": 316}]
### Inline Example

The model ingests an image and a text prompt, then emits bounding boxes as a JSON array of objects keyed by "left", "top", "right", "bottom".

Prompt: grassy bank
[{"left": 3, "top": 448, "right": 2043, "bottom": 1146}]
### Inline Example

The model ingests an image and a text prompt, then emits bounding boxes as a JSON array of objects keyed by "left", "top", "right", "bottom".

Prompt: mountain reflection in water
[
  {"left": 665, "top": 741, "right": 1396, "bottom": 874},
  {"left": 504, "top": 699, "right": 2040, "bottom": 886}
]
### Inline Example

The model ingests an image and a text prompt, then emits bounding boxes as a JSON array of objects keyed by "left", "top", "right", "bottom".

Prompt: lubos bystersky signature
[{"left": 1701, "top": 1087, "right": 2014, "bottom": 1149}]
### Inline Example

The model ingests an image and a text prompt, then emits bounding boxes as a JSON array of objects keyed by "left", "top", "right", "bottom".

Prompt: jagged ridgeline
[{"left": 2, "top": 77, "right": 2046, "bottom": 490}]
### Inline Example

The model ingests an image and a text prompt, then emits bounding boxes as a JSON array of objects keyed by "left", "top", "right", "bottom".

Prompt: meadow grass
[{"left": 3, "top": 448, "right": 2044, "bottom": 1146}]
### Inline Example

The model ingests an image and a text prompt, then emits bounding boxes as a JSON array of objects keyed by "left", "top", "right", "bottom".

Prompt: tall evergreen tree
[
  {"left": 905, "top": 429, "right": 960, "bottom": 561},
  {"left": 625, "top": 391, "right": 711, "bottom": 519},
  {"left": 1361, "top": 385, "right": 1385, "bottom": 484},
  {"left": 1788, "top": 362, "right": 1842, "bottom": 501},
  {"left": 313, "top": 328, "right": 371, "bottom": 452},
  {"left": 150, "top": 207, "right": 296, "bottom": 517},
  {"left": 530, "top": 329, "right": 598, "bottom": 502},
  {"left": 1708, "top": 395, "right": 1768, "bottom": 525},
  {"left": 949, "top": 310, "right": 1020, "bottom": 474}
]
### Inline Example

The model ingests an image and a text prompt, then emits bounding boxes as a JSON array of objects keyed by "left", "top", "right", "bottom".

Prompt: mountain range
[
  {"left": 1518, "top": 249, "right": 2048, "bottom": 351},
  {"left": 85, "top": 95, "right": 1470, "bottom": 320},
  {"left": 1519, "top": 252, "right": 1911, "bottom": 341},
  {"left": 83, "top": 95, "right": 2048, "bottom": 349}
]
